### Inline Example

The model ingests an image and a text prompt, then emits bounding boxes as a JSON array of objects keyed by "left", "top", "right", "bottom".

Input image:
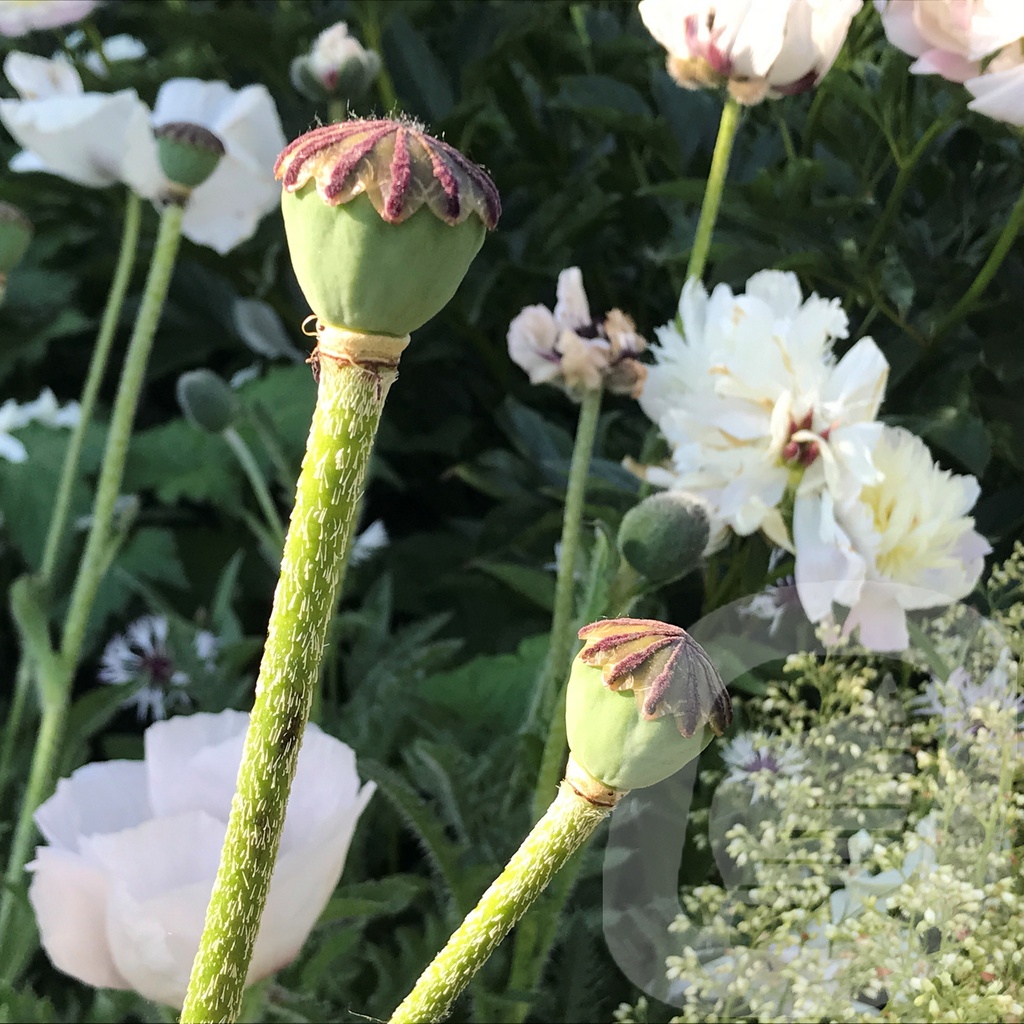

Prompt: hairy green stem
[
  {"left": 685, "top": 95, "right": 741, "bottom": 285},
  {"left": 0, "top": 202, "right": 183, "bottom": 958},
  {"left": 933, "top": 181, "right": 1024, "bottom": 340},
  {"left": 388, "top": 779, "right": 612, "bottom": 1024},
  {"left": 222, "top": 425, "right": 286, "bottom": 549},
  {"left": 180, "top": 336, "right": 402, "bottom": 1023}
]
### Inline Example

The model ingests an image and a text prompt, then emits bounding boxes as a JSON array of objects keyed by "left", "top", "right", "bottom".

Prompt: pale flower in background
[
  {"left": 294, "top": 20, "right": 382, "bottom": 100},
  {"left": 64, "top": 30, "right": 147, "bottom": 76},
  {"left": 0, "top": 0, "right": 99, "bottom": 36},
  {"left": 965, "top": 43, "right": 1024, "bottom": 125},
  {"left": 349, "top": 519, "right": 389, "bottom": 566},
  {"left": 0, "top": 386, "right": 80, "bottom": 463},
  {"left": 98, "top": 615, "right": 219, "bottom": 720},
  {"left": 0, "top": 55, "right": 286, "bottom": 253},
  {"left": 507, "top": 266, "right": 647, "bottom": 399},
  {"left": 29, "top": 710, "right": 375, "bottom": 1007},
  {"left": 639, "top": 0, "right": 863, "bottom": 104},
  {"left": 874, "top": 0, "right": 1024, "bottom": 81}
]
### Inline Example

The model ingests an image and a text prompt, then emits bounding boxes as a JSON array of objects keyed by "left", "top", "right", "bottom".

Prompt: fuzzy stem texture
[
  {"left": 180, "top": 339, "right": 400, "bottom": 1023},
  {"left": 0, "top": 202, "right": 182, "bottom": 964},
  {"left": 684, "top": 95, "right": 741, "bottom": 285},
  {"left": 388, "top": 778, "right": 613, "bottom": 1024}
]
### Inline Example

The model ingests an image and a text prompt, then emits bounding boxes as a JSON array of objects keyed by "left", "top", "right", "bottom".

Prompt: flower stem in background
[
  {"left": 933, "top": 180, "right": 1024, "bottom": 340},
  {"left": 685, "top": 95, "right": 741, "bottom": 284},
  {"left": 0, "top": 202, "right": 184, "bottom": 961},
  {"left": 522, "top": 388, "right": 602, "bottom": 792},
  {"left": 180, "top": 327, "right": 407, "bottom": 1023},
  {"left": 388, "top": 761, "right": 619, "bottom": 1024},
  {"left": 222, "top": 425, "right": 286, "bottom": 550},
  {"left": 357, "top": 5, "right": 398, "bottom": 112},
  {"left": 327, "top": 98, "right": 346, "bottom": 124}
]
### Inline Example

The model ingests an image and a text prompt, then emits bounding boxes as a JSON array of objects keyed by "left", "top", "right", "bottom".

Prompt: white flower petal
[
  {"left": 553, "top": 266, "right": 591, "bottom": 331},
  {"left": 0, "top": 432, "right": 27, "bottom": 463},
  {"left": 0, "top": 0, "right": 99, "bottom": 36},
  {"left": 793, "top": 492, "right": 865, "bottom": 622},
  {"left": 3, "top": 51, "right": 81, "bottom": 98}
]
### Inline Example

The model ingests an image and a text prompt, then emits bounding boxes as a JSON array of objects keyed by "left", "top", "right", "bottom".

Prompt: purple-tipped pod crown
[
  {"left": 566, "top": 618, "right": 731, "bottom": 792},
  {"left": 274, "top": 117, "right": 500, "bottom": 338}
]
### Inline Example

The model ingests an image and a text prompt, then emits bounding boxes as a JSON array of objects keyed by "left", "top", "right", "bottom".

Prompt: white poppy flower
[
  {"left": 1, "top": 57, "right": 286, "bottom": 253},
  {"left": 0, "top": 0, "right": 99, "bottom": 36},
  {"left": 874, "top": 1, "right": 1024, "bottom": 82},
  {"left": 638, "top": 272, "right": 887, "bottom": 554},
  {"left": 28, "top": 710, "right": 375, "bottom": 1007},
  {"left": 638, "top": 0, "right": 863, "bottom": 104}
]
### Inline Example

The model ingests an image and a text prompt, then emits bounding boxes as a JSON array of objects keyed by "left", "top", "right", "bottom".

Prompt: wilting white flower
[
  {"left": 798, "top": 426, "right": 989, "bottom": 650},
  {"left": 295, "top": 21, "right": 382, "bottom": 100},
  {"left": 874, "top": 1, "right": 1024, "bottom": 81},
  {"left": 0, "top": 0, "right": 99, "bottom": 36},
  {"left": 507, "top": 267, "right": 647, "bottom": 398},
  {"left": 637, "top": 271, "right": 887, "bottom": 554},
  {"left": 29, "top": 710, "right": 375, "bottom": 1007},
  {"left": 639, "top": 0, "right": 863, "bottom": 104},
  {"left": 98, "top": 615, "right": 219, "bottom": 720},
  {"left": 0, "top": 386, "right": 80, "bottom": 463},
  {"left": 1, "top": 56, "right": 286, "bottom": 253}
]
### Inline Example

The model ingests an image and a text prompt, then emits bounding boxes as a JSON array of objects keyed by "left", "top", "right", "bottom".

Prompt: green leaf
[
  {"left": 471, "top": 559, "right": 556, "bottom": 612},
  {"left": 384, "top": 13, "right": 454, "bottom": 122},
  {"left": 319, "top": 876, "right": 427, "bottom": 925}
]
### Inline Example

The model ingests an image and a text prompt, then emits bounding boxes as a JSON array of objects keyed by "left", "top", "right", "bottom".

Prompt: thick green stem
[
  {"left": 685, "top": 95, "right": 741, "bottom": 285},
  {"left": 41, "top": 190, "right": 142, "bottom": 583},
  {"left": 222, "top": 425, "right": 286, "bottom": 549},
  {"left": 524, "top": 388, "right": 601, "bottom": 737},
  {"left": 933, "top": 180, "right": 1024, "bottom": 340},
  {"left": 180, "top": 334, "right": 403, "bottom": 1023},
  {"left": 388, "top": 775, "right": 614, "bottom": 1024},
  {"left": 0, "top": 202, "right": 182, "bottom": 958},
  {"left": 60, "top": 201, "right": 184, "bottom": 671}
]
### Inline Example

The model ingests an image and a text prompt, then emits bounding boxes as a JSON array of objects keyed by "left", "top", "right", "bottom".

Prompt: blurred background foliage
[{"left": 1, "top": 1, "right": 1022, "bottom": 1021}]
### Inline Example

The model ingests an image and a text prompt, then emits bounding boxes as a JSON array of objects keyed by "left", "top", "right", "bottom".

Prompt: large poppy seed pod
[
  {"left": 154, "top": 122, "right": 226, "bottom": 194},
  {"left": 274, "top": 118, "right": 500, "bottom": 338},
  {"left": 0, "top": 202, "right": 32, "bottom": 276},
  {"left": 617, "top": 491, "right": 711, "bottom": 582},
  {"left": 566, "top": 618, "right": 731, "bottom": 792}
]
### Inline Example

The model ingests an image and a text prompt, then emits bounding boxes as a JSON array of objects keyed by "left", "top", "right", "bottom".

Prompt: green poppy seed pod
[
  {"left": 0, "top": 202, "right": 32, "bottom": 276},
  {"left": 176, "top": 368, "right": 239, "bottom": 434},
  {"left": 154, "top": 122, "right": 226, "bottom": 195},
  {"left": 566, "top": 618, "right": 731, "bottom": 792},
  {"left": 617, "top": 491, "right": 711, "bottom": 582},
  {"left": 274, "top": 118, "right": 500, "bottom": 338}
]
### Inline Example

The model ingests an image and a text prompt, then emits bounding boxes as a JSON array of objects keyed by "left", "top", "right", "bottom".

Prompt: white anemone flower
[
  {"left": 796, "top": 426, "right": 989, "bottom": 651},
  {"left": 639, "top": 0, "right": 863, "bottom": 104},
  {"left": 638, "top": 271, "right": 888, "bottom": 553},
  {"left": 0, "top": 0, "right": 99, "bottom": 37},
  {"left": 28, "top": 710, "right": 375, "bottom": 1008},
  {"left": 1, "top": 55, "right": 286, "bottom": 253}
]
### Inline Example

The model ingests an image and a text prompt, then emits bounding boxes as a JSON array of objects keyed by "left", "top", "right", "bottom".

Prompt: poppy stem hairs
[{"left": 180, "top": 118, "right": 498, "bottom": 1023}]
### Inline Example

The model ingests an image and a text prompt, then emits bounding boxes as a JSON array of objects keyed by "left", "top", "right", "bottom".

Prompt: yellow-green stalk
[{"left": 181, "top": 117, "right": 499, "bottom": 1023}]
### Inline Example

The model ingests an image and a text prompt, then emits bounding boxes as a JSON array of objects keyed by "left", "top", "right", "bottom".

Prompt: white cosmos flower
[
  {"left": 0, "top": 55, "right": 286, "bottom": 253},
  {"left": 639, "top": 0, "right": 863, "bottom": 104},
  {"left": 28, "top": 710, "right": 375, "bottom": 1008},
  {"left": 797, "top": 426, "right": 990, "bottom": 651},
  {"left": 0, "top": 0, "right": 99, "bottom": 36},
  {"left": 638, "top": 271, "right": 888, "bottom": 553}
]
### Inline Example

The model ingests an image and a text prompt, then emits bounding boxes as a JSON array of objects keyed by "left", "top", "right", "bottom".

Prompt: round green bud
[
  {"left": 617, "top": 491, "right": 711, "bottom": 582},
  {"left": 566, "top": 618, "right": 731, "bottom": 792},
  {"left": 176, "top": 369, "right": 239, "bottom": 434},
  {"left": 0, "top": 202, "right": 32, "bottom": 275},
  {"left": 274, "top": 118, "right": 500, "bottom": 338},
  {"left": 154, "top": 122, "right": 226, "bottom": 191}
]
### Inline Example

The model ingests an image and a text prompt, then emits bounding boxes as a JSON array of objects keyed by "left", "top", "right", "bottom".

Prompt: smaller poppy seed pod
[
  {"left": 176, "top": 368, "right": 239, "bottom": 434},
  {"left": 617, "top": 491, "right": 711, "bottom": 582},
  {"left": 274, "top": 118, "right": 500, "bottom": 338},
  {"left": 0, "top": 202, "right": 32, "bottom": 276},
  {"left": 566, "top": 618, "right": 731, "bottom": 792},
  {"left": 154, "top": 121, "right": 226, "bottom": 194}
]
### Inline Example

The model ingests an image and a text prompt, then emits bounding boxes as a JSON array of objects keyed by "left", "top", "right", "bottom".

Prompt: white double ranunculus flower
[
  {"left": 638, "top": 0, "right": 863, "bottom": 104},
  {"left": 29, "top": 711, "right": 375, "bottom": 1008},
  {"left": 0, "top": 52, "right": 286, "bottom": 253}
]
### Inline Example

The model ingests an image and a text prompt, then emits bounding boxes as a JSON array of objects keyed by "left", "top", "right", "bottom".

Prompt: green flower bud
[
  {"left": 0, "top": 202, "right": 32, "bottom": 276},
  {"left": 274, "top": 118, "right": 500, "bottom": 338},
  {"left": 566, "top": 618, "right": 731, "bottom": 792},
  {"left": 176, "top": 368, "right": 239, "bottom": 434},
  {"left": 154, "top": 122, "right": 226, "bottom": 193},
  {"left": 617, "top": 491, "right": 711, "bottom": 582}
]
